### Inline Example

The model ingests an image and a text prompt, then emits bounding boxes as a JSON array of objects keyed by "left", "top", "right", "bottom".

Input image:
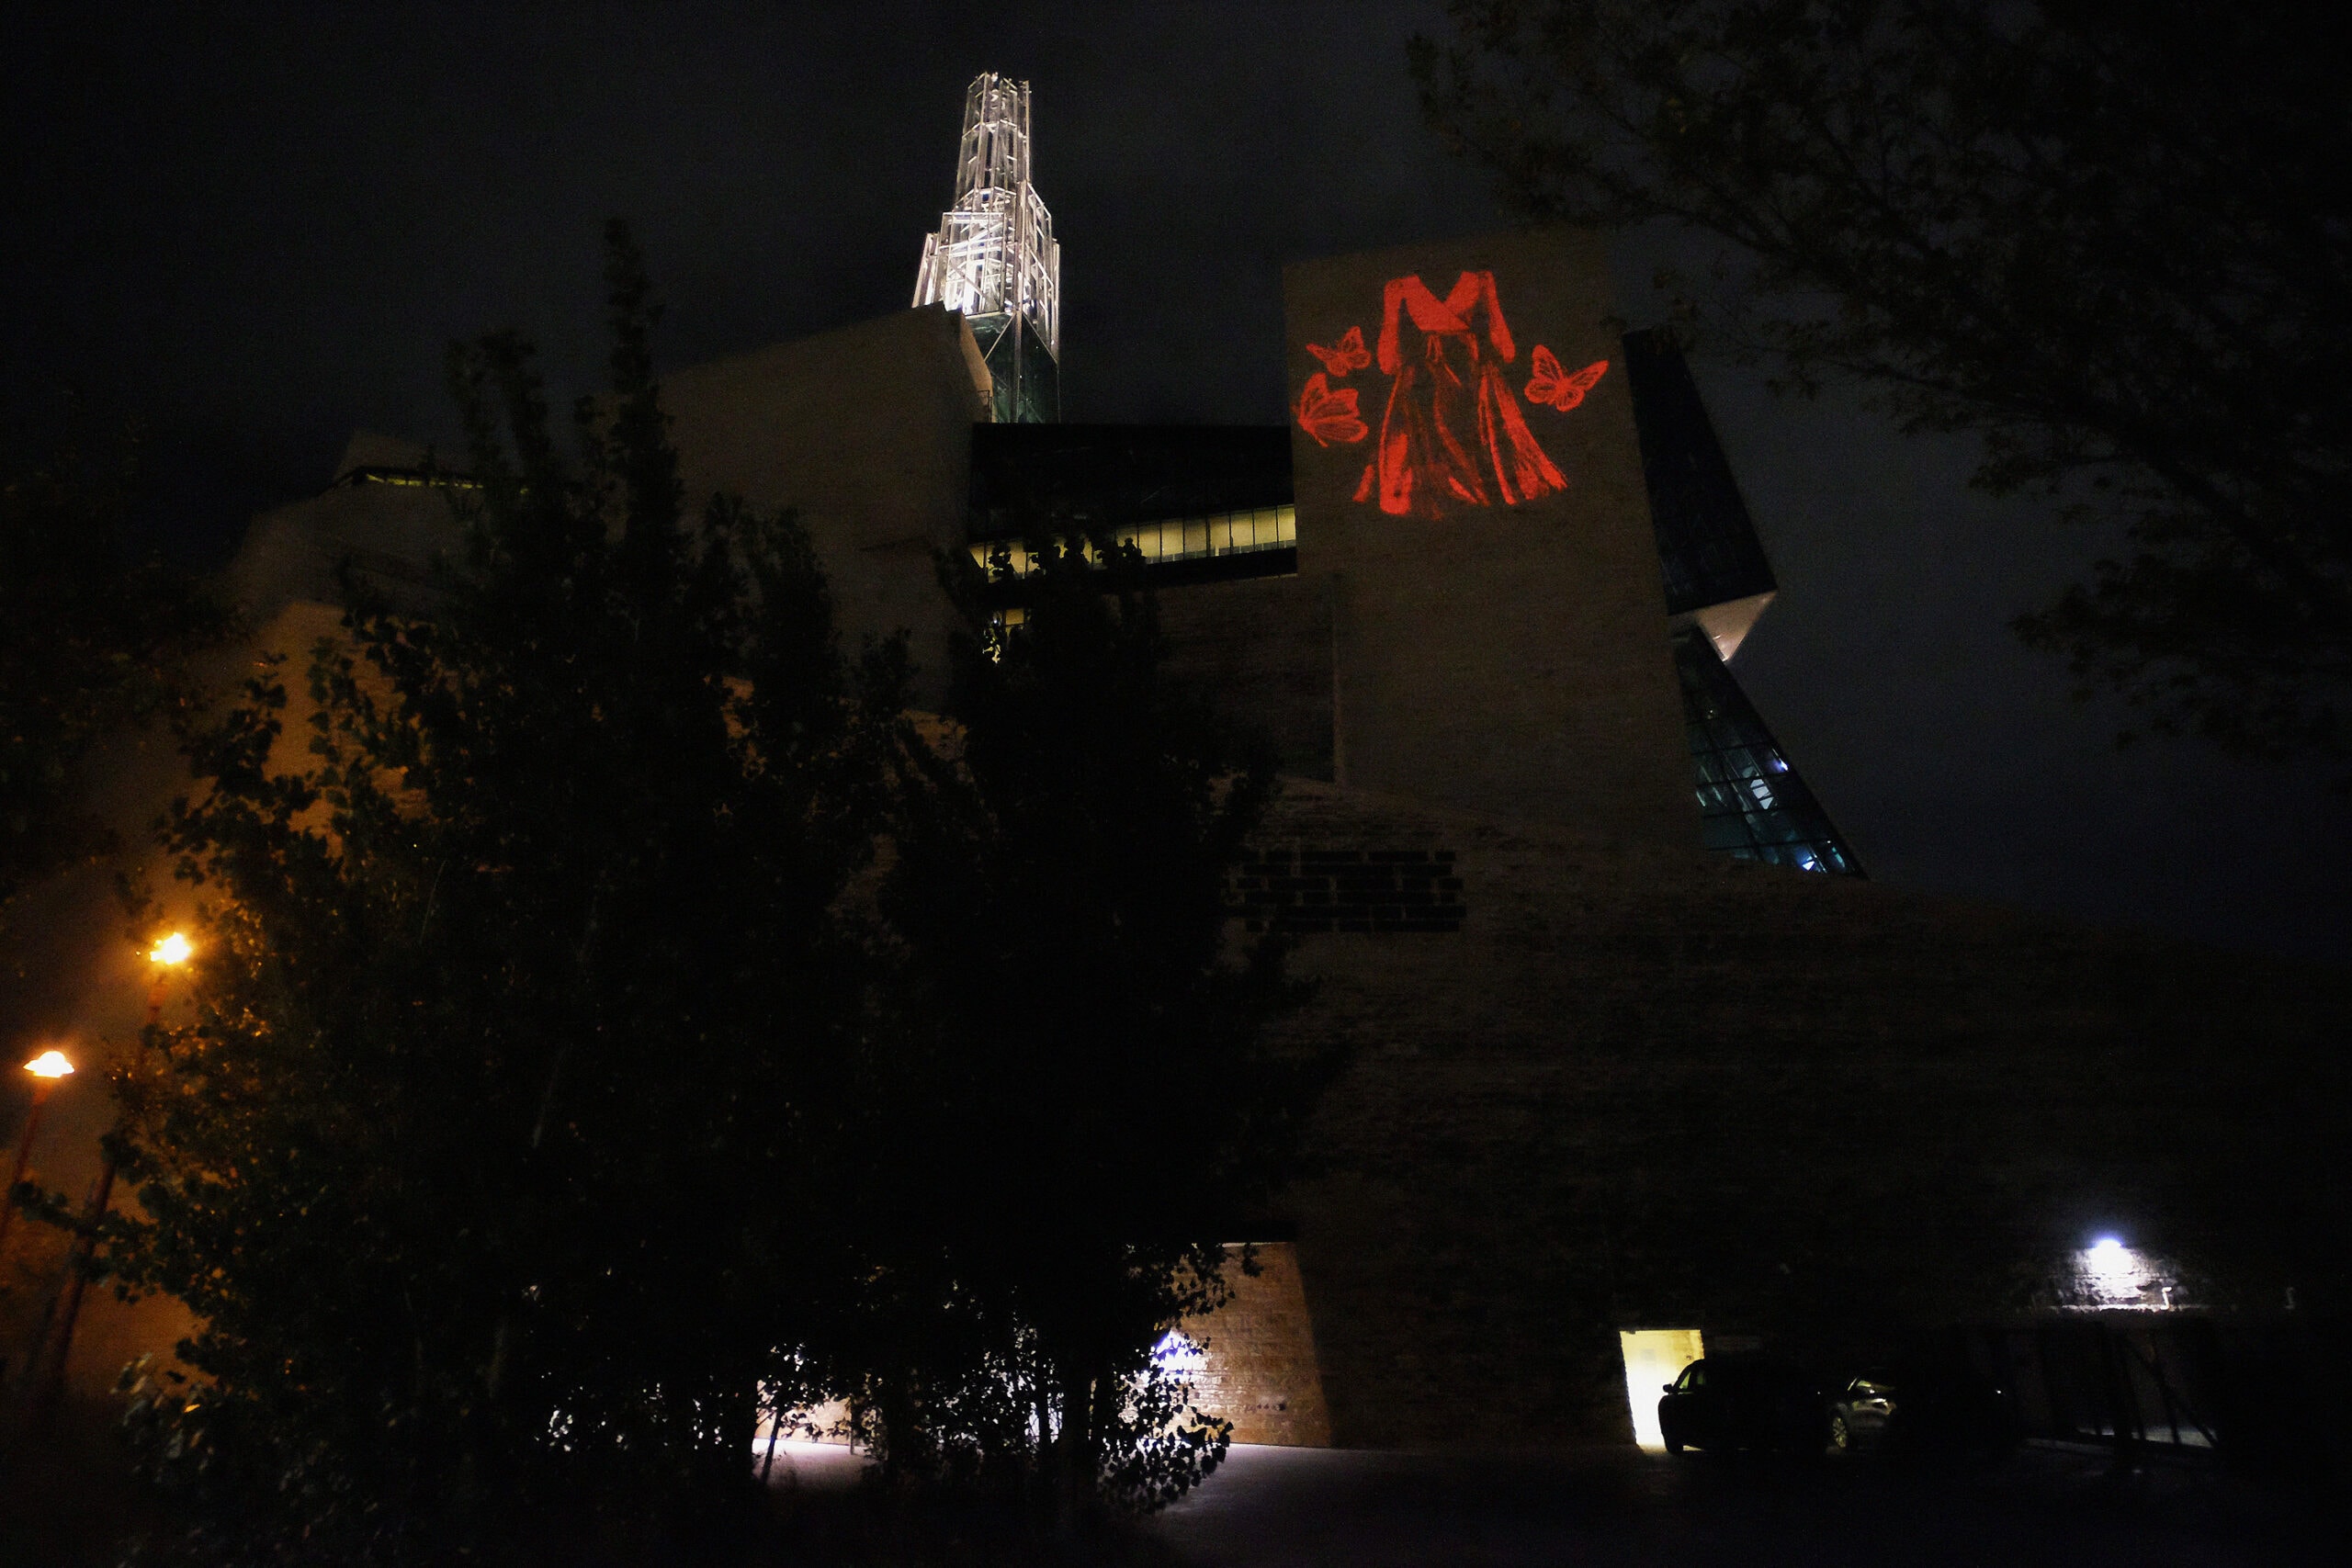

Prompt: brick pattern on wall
[
  {"left": 1179, "top": 1242, "right": 1335, "bottom": 1447},
  {"left": 1251, "top": 779, "right": 2352, "bottom": 1450},
  {"left": 1231, "top": 846, "right": 1465, "bottom": 933}
]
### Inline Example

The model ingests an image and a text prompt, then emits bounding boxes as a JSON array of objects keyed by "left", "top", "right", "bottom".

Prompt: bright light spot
[
  {"left": 1152, "top": 1331, "right": 1205, "bottom": 1375},
  {"left": 149, "top": 932, "right": 193, "bottom": 966},
  {"left": 1620, "top": 1328, "right": 1704, "bottom": 1452},
  {"left": 2077, "top": 1235, "right": 2156, "bottom": 1304},
  {"left": 23, "top": 1050, "right": 74, "bottom": 1079}
]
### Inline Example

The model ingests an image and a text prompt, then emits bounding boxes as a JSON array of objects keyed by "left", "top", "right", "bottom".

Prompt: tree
[
  {"left": 0, "top": 419, "right": 224, "bottom": 912},
  {"left": 851, "top": 532, "right": 1321, "bottom": 1522},
  {"left": 1414, "top": 1, "right": 2352, "bottom": 761},
  {"left": 93, "top": 224, "right": 899, "bottom": 1562}
]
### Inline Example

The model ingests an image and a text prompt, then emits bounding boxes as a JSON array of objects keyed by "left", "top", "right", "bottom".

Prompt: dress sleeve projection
[
  {"left": 1376, "top": 276, "right": 1420, "bottom": 376},
  {"left": 1467, "top": 270, "right": 1515, "bottom": 364}
]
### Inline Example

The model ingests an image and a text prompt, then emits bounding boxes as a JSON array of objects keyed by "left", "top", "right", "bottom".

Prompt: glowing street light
[
  {"left": 145, "top": 931, "right": 193, "bottom": 1027},
  {"left": 30, "top": 931, "right": 198, "bottom": 1431},
  {"left": 1, "top": 1046, "right": 76, "bottom": 1255}
]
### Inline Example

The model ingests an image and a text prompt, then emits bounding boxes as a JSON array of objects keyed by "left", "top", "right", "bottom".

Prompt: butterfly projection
[
  {"left": 1306, "top": 325, "right": 1372, "bottom": 378},
  {"left": 1523, "top": 347, "right": 1609, "bottom": 412},
  {"left": 1295, "top": 373, "right": 1368, "bottom": 447}
]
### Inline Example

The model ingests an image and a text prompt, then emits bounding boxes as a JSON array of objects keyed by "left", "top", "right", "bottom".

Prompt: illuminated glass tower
[{"left": 912, "top": 73, "right": 1061, "bottom": 423}]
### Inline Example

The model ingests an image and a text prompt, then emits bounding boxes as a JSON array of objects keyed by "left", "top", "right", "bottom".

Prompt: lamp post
[
  {"left": 0, "top": 1050, "right": 74, "bottom": 1258},
  {"left": 25, "top": 933, "right": 191, "bottom": 1428}
]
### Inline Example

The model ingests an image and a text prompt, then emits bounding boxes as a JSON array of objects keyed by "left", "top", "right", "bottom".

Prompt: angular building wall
[
  {"left": 1283, "top": 231, "right": 1696, "bottom": 847},
  {"left": 1245, "top": 780, "right": 2349, "bottom": 1446},
  {"left": 660, "top": 305, "right": 994, "bottom": 706}
]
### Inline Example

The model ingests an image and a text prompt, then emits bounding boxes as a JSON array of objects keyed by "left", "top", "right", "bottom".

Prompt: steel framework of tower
[{"left": 912, "top": 73, "right": 1061, "bottom": 423}]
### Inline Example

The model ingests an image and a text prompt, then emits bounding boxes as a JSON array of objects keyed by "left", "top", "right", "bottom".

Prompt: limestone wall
[
  {"left": 1283, "top": 231, "right": 1695, "bottom": 848},
  {"left": 1157, "top": 572, "right": 1336, "bottom": 781},
  {"left": 659, "top": 305, "right": 990, "bottom": 705},
  {"left": 1240, "top": 780, "right": 2351, "bottom": 1446},
  {"left": 1182, "top": 1242, "right": 1333, "bottom": 1447}
]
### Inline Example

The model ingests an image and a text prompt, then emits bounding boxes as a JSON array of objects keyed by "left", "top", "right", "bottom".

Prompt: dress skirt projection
[{"left": 1357, "top": 270, "right": 1568, "bottom": 519}]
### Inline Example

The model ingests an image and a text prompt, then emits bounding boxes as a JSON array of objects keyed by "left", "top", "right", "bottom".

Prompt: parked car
[
  {"left": 1827, "top": 1362, "right": 2021, "bottom": 1461},
  {"left": 1826, "top": 1370, "right": 1895, "bottom": 1451},
  {"left": 1658, "top": 1357, "right": 1830, "bottom": 1456}
]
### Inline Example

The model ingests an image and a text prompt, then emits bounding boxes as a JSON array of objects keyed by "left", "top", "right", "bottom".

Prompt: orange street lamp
[
  {"left": 31, "top": 935, "right": 194, "bottom": 1430},
  {"left": 0, "top": 1049, "right": 74, "bottom": 1256},
  {"left": 145, "top": 931, "right": 192, "bottom": 1027}
]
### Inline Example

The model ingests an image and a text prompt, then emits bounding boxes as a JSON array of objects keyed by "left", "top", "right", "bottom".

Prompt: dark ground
[
  {"left": 6, "top": 1434, "right": 2334, "bottom": 1566},
  {"left": 752, "top": 1438, "right": 2336, "bottom": 1566},
  {"left": 1139, "top": 1442, "right": 2337, "bottom": 1568}
]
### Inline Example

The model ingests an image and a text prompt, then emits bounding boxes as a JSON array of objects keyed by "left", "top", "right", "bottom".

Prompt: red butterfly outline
[
  {"left": 1306, "top": 325, "right": 1372, "bottom": 378},
  {"left": 1523, "top": 346, "right": 1609, "bottom": 412},
  {"left": 1295, "top": 372, "right": 1368, "bottom": 447}
]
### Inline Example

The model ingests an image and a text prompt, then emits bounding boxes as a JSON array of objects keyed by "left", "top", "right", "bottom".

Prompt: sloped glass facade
[
  {"left": 1674, "top": 629, "right": 1862, "bottom": 875},
  {"left": 1622, "top": 328, "right": 1777, "bottom": 615},
  {"left": 969, "top": 314, "right": 1059, "bottom": 425}
]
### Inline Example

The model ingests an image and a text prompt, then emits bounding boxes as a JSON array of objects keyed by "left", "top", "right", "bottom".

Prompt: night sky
[{"left": 7, "top": 2, "right": 2345, "bottom": 963}]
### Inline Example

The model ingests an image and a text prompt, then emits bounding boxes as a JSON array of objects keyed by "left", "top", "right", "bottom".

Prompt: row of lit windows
[
  {"left": 341, "top": 467, "right": 483, "bottom": 491},
  {"left": 967, "top": 504, "right": 1296, "bottom": 577}
]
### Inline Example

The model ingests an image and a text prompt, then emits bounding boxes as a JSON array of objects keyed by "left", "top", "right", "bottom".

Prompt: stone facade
[
  {"left": 1241, "top": 779, "right": 2349, "bottom": 1445},
  {"left": 1177, "top": 1243, "right": 1332, "bottom": 1448},
  {"left": 1283, "top": 231, "right": 1693, "bottom": 846}
]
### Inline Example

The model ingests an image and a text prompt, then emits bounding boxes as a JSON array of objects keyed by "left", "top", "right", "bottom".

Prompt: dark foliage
[
  {"left": 61, "top": 230, "right": 1324, "bottom": 1562},
  {"left": 89, "top": 224, "right": 901, "bottom": 1562},
  {"left": 0, "top": 420, "right": 225, "bottom": 910},
  {"left": 845, "top": 535, "right": 1323, "bottom": 1521},
  {"left": 1415, "top": 1, "right": 2352, "bottom": 761}
]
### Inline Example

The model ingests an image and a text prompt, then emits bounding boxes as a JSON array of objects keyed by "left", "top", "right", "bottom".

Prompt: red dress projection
[{"left": 1362, "top": 271, "right": 1568, "bottom": 518}]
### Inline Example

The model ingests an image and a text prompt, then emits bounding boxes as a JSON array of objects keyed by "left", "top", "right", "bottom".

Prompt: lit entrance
[{"left": 1618, "top": 1328, "right": 1704, "bottom": 1451}]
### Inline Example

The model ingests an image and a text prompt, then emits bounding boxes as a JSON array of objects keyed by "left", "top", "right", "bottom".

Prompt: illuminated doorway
[{"left": 1618, "top": 1328, "right": 1705, "bottom": 1450}]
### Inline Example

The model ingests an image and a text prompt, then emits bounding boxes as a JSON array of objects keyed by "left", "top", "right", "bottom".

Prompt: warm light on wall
[{"left": 1619, "top": 1327, "right": 1703, "bottom": 1451}]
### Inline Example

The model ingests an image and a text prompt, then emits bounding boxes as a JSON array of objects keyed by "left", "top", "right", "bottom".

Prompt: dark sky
[{"left": 7, "top": 1, "right": 2345, "bottom": 964}]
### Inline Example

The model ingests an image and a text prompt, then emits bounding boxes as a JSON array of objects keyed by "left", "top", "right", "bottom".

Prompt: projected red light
[
  {"left": 1297, "top": 271, "right": 1608, "bottom": 520},
  {"left": 1524, "top": 344, "right": 1609, "bottom": 412},
  {"left": 1295, "top": 372, "right": 1368, "bottom": 447},
  {"left": 1306, "top": 325, "right": 1372, "bottom": 378}
]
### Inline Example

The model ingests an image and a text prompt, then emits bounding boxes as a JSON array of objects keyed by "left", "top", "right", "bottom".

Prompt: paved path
[{"left": 1145, "top": 1443, "right": 2335, "bottom": 1567}]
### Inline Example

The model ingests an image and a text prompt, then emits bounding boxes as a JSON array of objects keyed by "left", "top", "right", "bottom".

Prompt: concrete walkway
[{"left": 1145, "top": 1442, "right": 2335, "bottom": 1567}]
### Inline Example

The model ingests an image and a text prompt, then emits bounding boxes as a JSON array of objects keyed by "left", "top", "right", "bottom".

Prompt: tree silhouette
[
  {"left": 96, "top": 224, "right": 899, "bottom": 1562},
  {"left": 854, "top": 530, "right": 1323, "bottom": 1522},
  {"left": 1416, "top": 0, "right": 2350, "bottom": 761}
]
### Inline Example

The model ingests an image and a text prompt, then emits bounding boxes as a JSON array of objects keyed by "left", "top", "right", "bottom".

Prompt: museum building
[{"left": 16, "top": 74, "right": 2347, "bottom": 1450}]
